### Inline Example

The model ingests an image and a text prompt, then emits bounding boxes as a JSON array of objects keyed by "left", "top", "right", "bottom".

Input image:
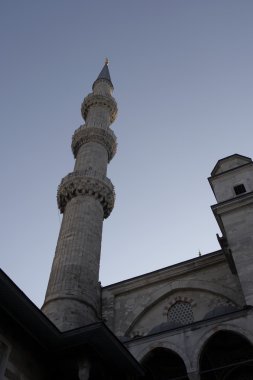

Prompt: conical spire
[{"left": 92, "top": 58, "right": 113, "bottom": 89}]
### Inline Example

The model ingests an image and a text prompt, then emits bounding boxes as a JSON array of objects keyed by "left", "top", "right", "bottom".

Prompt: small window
[
  {"left": 234, "top": 184, "right": 246, "bottom": 196},
  {"left": 167, "top": 301, "right": 193, "bottom": 325}
]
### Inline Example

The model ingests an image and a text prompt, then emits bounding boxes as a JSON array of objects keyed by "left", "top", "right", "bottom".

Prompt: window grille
[{"left": 167, "top": 301, "right": 193, "bottom": 325}]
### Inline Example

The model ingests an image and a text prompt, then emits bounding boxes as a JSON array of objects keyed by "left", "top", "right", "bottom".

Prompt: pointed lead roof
[
  {"left": 92, "top": 58, "right": 114, "bottom": 89},
  {"left": 211, "top": 154, "right": 252, "bottom": 177}
]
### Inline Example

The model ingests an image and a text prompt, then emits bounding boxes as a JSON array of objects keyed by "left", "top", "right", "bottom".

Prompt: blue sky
[{"left": 1, "top": 0, "right": 253, "bottom": 307}]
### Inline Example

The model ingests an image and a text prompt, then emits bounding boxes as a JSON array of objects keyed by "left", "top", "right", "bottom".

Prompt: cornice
[
  {"left": 211, "top": 191, "right": 253, "bottom": 215},
  {"left": 102, "top": 251, "right": 225, "bottom": 295}
]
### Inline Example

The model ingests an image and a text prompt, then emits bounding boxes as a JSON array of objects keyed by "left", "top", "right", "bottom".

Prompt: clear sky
[{"left": 1, "top": 0, "right": 253, "bottom": 307}]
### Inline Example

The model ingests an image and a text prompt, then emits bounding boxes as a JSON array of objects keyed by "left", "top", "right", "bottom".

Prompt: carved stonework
[
  {"left": 130, "top": 329, "right": 146, "bottom": 338},
  {"left": 57, "top": 170, "right": 115, "bottom": 218},
  {"left": 212, "top": 296, "right": 237, "bottom": 308},
  {"left": 72, "top": 126, "right": 117, "bottom": 162},
  {"left": 163, "top": 296, "right": 196, "bottom": 316},
  {"left": 81, "top": 93, "right": 117, "bottom": 123}
]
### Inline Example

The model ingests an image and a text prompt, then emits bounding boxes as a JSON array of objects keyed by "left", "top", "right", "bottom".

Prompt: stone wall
[
  {"left": 102, "top": 251, "right": 245, "bottom": 338},
  {"left": 126, "top": 309, "right": 253, "bottom": 378}
]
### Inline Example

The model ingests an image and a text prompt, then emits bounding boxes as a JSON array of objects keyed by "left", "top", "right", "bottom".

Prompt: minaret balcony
[
  {"left": 72, "top": 125, "right": 117, "bottom": 162},
  {"left": 81, "top": 93, "right": 117, "bottom": 123},
  {"left": 57, "top": 170, "right": 115, "bottom": 218}
]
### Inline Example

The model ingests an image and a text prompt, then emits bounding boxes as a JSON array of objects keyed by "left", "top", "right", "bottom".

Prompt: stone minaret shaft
[{"left": 42, "top": 62, "right": 117, "bottom": 331}]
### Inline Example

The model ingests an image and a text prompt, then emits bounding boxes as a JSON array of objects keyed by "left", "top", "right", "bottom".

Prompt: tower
[
  {"left": 209, "top": 154, "right": 253, "bottom": 306},
  {"left": 42, "top": 61, "right": 117, "bottom": 331}
]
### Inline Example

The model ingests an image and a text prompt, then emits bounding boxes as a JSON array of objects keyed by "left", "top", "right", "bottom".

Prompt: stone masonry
[
  {"left": 42, "top": 62, "right": 117, "bottom": 331},
  {"left": 101, "top": 154, "right": 253, "bottom": 379}
]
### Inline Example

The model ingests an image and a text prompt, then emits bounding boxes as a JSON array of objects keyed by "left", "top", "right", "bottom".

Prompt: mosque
[{"left": 1, "top": 62, "right": 253, "bottom": 379}]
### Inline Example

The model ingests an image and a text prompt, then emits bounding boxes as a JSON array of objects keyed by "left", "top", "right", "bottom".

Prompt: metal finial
[{"left": 105, "top": 57, "right": 109, "bottom": 65}]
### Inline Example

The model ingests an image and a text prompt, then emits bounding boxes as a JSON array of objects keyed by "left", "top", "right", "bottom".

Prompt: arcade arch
[
  {"left": 199, "top": 330, "right": 253, "bottom": 379},
  {"left": 141, "top": 347, "right": 189, "bottom": 380}
]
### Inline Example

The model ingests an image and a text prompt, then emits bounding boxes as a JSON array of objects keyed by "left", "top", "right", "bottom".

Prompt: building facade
[
  {"left": 102, "top": 153, "right": 253, "bottom": 379},
  {"left": 0, "top": 64, "right": 253, "bottom": 379}
]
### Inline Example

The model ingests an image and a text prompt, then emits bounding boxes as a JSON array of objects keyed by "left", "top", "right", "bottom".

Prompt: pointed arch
[
  {"left": 199, "top": 329, "right": 253, "bottom": 379},
  {"left": 135, "top": 340, "right": 191, "bottom": 373},
  {"left": 191, "top": 324, "right": 253, "bottom": 376},
  {"left": 125, "top": 280, "right": 241, "bottom": 336},
  {"left": 140, "top": 346, "right": 190, "bottom": 379}
]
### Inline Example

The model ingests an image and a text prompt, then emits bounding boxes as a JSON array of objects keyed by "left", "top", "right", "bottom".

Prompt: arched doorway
[
  {"left": 199, "top": 330, "right": 253, "bottom": 379},
  {"left": 141, "top": 347, "right": 189, "bottom": 379}
]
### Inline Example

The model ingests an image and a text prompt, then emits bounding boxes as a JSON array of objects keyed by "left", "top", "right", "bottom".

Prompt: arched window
[{"left": 167, "top": 301, "right": 194, "bottom": 325}]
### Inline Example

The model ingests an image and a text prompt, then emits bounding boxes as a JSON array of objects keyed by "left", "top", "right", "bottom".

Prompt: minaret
[{"left": 42, "top": 60, "right": 117, "bottom": 331}]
